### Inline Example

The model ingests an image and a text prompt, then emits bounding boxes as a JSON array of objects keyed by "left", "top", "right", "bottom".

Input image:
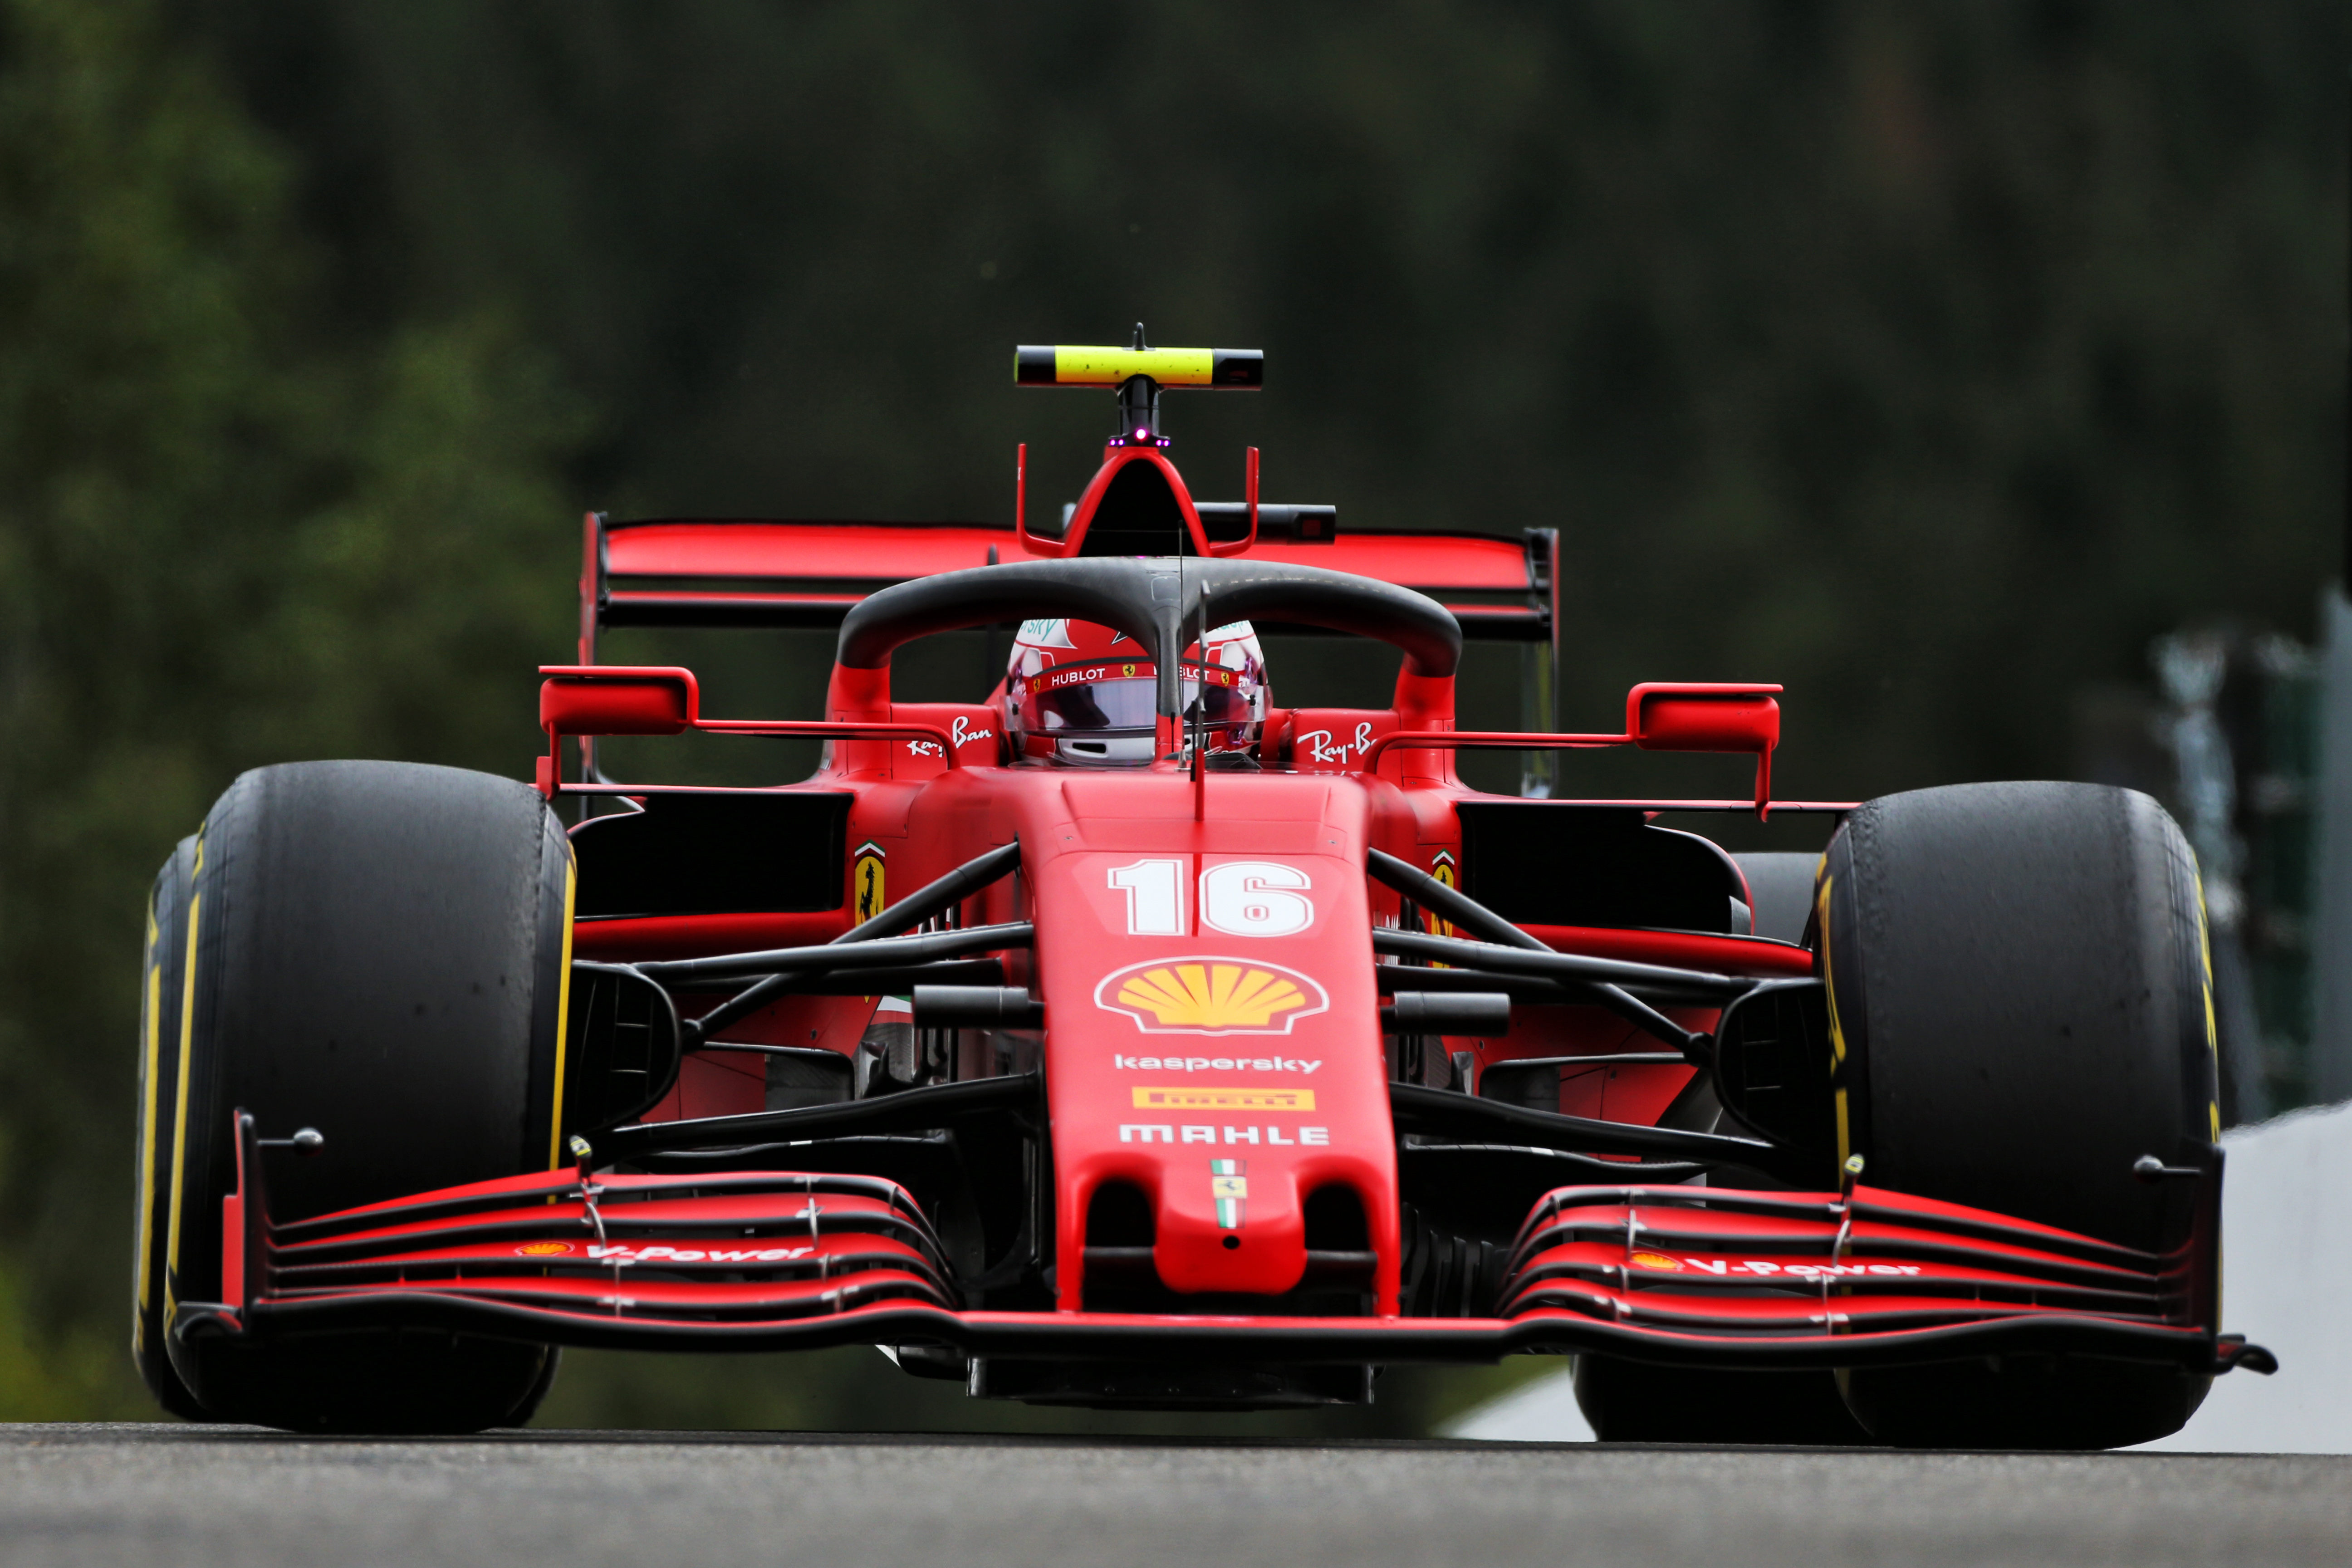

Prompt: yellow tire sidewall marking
[
  {"left": 2196, "top": 872, "right": 2220, "bottom": 1141},
  {"left": 132, "top": 909, "right": 162, "bottom": 1348},
  {"left": 162, "top": 833, "right": 204, "bottom": 1323},
  {"left": 548, "top": 853, "right": 578, "bottom": 1168},
  {"left": 1817, "top": 870, "right": 1852, "bottom": 1171}
]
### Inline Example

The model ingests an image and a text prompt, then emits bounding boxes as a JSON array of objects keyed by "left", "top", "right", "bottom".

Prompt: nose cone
[
  {"left": 1150, "top": 1134, "right": 1309, "bottom": 1295},
  {"left": 1021, "top": 776, "right": 1401, "bottom": 1313}
]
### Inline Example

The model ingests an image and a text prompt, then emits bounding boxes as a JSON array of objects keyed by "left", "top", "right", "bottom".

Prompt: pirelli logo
[{"left": 1130, "top": 1086, "right": 1315, "bottom": 1112}]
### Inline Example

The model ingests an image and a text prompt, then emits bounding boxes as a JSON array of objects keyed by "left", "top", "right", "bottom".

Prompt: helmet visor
[
  {"left": 1021, "top": 663, "right": 1257, "bottom": 738},
  {"left": 1031, "top": 676, "right": 1159, "bottom": 735}
]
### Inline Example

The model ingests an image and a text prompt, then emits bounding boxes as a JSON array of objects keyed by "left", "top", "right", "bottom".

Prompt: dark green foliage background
[{"left": 0, "top": 0, "right": 2340, "bottom": 1425}]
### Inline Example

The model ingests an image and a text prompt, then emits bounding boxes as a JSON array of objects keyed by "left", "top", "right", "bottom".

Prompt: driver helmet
[{"left": 1004, "top": 617, "right": 1267, "bottom": 767}]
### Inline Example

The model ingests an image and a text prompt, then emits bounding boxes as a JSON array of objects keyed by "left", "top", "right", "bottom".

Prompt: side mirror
[
  {"left": 1710, "top": 978, "right": 1837, "bottom": 1176},
  {"left": 1627, "top": 681, "right": 1780, "bottom": 752},
  {"left": 563, "top": 961, "right": 682, "bottom": 1134},
  {"left": 1626, "top": 681, "right": 1782, "bottom": 810},
  {"left": 539, "top": 666, "right": 700, "bottom": 737}
]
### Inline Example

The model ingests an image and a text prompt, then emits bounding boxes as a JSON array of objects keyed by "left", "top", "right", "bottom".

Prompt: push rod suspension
[
  {"left": 1370, "top": 928, "right": 1729, "bottom": 1058},
  {"left": 602, "top": 1073, "right": 1040, "bottom": 1163},
  {"left": 683, "top": 841, "right": 1023, "bottom": 1046},
  {"left": 641, "top": 923, "right": 1031, "bottom": 986},
  {"left": 1370, "top": 926, "right": 1747, "bottom": 1001},
  {"left": 1388, "top": 1082, "right": 1790, "bottom": 1172},
  {"left": 1367, "top": 848, "right": 1548, "bottom": 953},
  {"left": 1366, "top": 848, "right": 1725, "bottom": 1057}
]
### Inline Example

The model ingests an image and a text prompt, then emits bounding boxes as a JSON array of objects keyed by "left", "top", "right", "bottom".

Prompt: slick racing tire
[
  {"left": 1572, "top": 1356, "right": 1872, "bottom": 1445},
  {"left": 1820, "top": 782, "right": 2217, "bottom": 1450},
  {"left": 149, "top": 761, "right": 573, "bottom": 1433},
  {"left": 130, "top": 836, "right": 212, "bottom": 1421}
]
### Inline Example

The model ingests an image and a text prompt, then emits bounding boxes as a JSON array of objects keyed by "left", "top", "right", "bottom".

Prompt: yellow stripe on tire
[
  {"left": 132, "top": 911, "right": 162, "bottom": 1350},
  {"left": 162, "top": 834, "right": 204, "bottom": 1323}
]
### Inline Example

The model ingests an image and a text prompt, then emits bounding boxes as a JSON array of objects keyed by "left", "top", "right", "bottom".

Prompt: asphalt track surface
[{"left": 3, "top": 1426, "right": 2347, "bottom": 1567}]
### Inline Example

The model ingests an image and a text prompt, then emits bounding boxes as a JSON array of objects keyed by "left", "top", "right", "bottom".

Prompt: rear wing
[{"left": 578, "top": 511, "right": 1563, "bottom": 712}]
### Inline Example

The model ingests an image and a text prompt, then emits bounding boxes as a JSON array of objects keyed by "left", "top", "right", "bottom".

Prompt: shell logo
[
  {"left": 516, "top": 1241, "right": 574, "bottom": 1257},
  {"left": 1630, "top": 1251, "right": 1684, "bottom": 1272},
  {"left": 1095, "top": 956, "right": 1331, "bottom": 1036}
]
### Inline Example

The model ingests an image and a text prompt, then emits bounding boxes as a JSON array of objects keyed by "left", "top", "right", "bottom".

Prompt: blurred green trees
[
  {"left": 0, "top": 0, "right": 577, "bottom": 1412},
  {"left": 0, "top": 0, "right": 2343, "bottom": 1424},
  {"left": 165, "top": 0, "right": 2347, "bottom": 787}
]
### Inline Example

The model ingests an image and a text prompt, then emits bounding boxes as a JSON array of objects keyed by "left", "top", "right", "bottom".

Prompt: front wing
[{"left": 175, "top": 1112, "right": 2265, "bottom": 1377}]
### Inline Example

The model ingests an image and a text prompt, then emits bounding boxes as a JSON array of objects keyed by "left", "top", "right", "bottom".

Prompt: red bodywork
[{"left": 187, "top": 423, "right": 2246, "bottom": 1398}]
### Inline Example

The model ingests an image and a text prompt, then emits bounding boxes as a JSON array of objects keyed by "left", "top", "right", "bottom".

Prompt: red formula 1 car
[{"left": 130, "top": 336, "right": 2270, "bottom": 1444}]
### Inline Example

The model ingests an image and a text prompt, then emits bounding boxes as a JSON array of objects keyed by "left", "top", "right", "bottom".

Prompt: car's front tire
[
  {"left": 1821, "top": 782, "right": 2218, "bottom": 1449},
  {"left": 146, "top": 761, "right": 572, "bottom": 1432}
]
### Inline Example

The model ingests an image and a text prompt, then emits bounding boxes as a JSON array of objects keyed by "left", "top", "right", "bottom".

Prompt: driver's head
[{"left": 1004, "top": 618, "right": 1267, "bottom": 767}]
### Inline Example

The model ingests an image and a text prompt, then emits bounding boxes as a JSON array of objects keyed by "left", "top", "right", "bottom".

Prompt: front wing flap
[{"left": 1498, "top": 1180, "right": 2203, "bottom": 1341}]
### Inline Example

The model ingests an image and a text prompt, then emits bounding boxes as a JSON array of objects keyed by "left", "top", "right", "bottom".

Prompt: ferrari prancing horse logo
[
  {"left": 1094, "top": 956, "right": 1332, "bottom": 1036},
  {"left": 853, "top": 841, "right": 886, "bottom": 923}
]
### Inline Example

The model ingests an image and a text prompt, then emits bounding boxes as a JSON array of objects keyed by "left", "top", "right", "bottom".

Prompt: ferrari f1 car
[{"left": 131, "top": 334, "right": 2271, "bottom": 1445}]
